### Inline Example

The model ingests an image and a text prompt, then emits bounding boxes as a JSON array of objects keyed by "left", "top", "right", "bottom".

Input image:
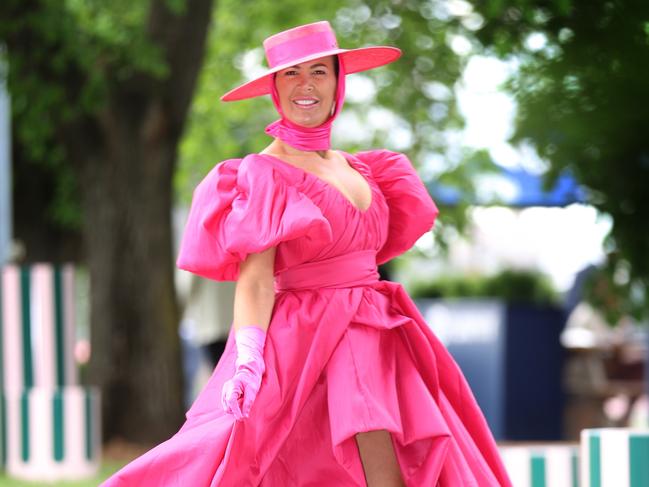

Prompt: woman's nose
[{"left": 297, "top": 74, "right": 314, "bottom": 91}]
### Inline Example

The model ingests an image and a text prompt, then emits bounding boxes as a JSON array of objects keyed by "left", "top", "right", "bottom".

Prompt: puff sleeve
[
  {"left": 356, "top": 149, "right": 439, "bottom": 265},
  {"left": 176, "top": 155, "right": 332, "bottom": 281}
]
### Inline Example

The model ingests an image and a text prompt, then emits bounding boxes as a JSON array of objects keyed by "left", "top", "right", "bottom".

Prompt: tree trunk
[
  {"left": 72, "top": 0, "right": 215, "bottom": 443},
  {"left": 77, "top": 107, "right": 184, "bottom": 442}
]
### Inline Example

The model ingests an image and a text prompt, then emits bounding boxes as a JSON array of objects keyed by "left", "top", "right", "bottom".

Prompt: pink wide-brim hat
[{"left": 221, "top": 21, "right": 401, "bottom": 102}]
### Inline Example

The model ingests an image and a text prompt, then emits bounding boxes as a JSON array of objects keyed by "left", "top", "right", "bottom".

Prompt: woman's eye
[
  {"left": 313, "top": 70, "right": 327, "bottom": 75},
  {"left": 283, "top": 70, "right": 298, "bottom": 76}
]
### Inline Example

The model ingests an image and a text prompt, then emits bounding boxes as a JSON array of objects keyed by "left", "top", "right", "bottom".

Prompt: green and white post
[
  {"left": 499, "top": 444, "right": 579, "bottom": 487},
  {"left": 581, "top": 428, "right": 649, "bottom": 487},
  {"left": 1, "top": 264, "right": 101, "bottom": 481}
]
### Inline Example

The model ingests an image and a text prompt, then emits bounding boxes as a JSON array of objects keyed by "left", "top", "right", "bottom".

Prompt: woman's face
[{"left": 274, "top": 55, "right": 337, "bottom": 128}]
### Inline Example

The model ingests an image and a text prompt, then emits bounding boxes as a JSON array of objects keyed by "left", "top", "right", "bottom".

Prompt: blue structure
[
  {"left": 416, "top": 298, "right": 565, "bottom": 441},
  {"left": 428, "top": 165, "right": 587, "bottom": 208}
]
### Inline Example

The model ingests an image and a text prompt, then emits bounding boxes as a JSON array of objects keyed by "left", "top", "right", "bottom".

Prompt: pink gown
[{"left": 103, "top": 150, "right": 512, "bottom": 486}]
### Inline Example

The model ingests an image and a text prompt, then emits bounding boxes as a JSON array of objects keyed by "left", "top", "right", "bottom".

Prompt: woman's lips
[{"left": 292, "top": 98, "right": 319, "bottom": 109}]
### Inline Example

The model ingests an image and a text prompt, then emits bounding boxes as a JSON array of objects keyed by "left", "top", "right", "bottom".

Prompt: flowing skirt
[{"left": 103, "top": 281, "right": 511, "bottom": 486}]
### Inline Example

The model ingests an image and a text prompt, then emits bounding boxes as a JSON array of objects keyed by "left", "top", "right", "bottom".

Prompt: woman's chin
[{"left": 286, "top": 115, "right": 329, "bottom": 128}]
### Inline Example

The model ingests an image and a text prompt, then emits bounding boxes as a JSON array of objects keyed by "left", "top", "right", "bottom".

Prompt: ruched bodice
[{"left": 175, "top": 150, "right": 438, "bottom": 280}]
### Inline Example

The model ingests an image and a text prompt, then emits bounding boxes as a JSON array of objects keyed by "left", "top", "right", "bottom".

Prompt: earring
[{"left": 330, "top": 103, "right": 336, "bottom": 116}]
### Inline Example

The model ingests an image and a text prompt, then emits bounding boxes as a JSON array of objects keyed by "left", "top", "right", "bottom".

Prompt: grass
[
  {"left": 0, "top": 461, "right": 125, "bottom": 486},
  {"left": 0, "top": 439, "right": 151, "bottom": 486}
]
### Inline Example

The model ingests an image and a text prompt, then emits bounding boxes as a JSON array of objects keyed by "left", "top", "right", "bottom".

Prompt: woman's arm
[
  {"left": 222, "top": 246, "right": 276, "bottom": 420},
  {"left": 232, "top": 245, "right": 277, "bottom": 333}
]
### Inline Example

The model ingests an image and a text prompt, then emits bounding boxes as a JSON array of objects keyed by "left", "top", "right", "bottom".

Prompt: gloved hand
[{"left": 221, "top": 325, "right": 267, "bottom": 420}]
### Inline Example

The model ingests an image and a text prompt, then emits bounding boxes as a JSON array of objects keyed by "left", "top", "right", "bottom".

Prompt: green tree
[
  {"left": 1, "top": 0, "right": 214, "bottom": 443},
  {"left": 470, "top": 0, "right": 649, "bottom": 316}
]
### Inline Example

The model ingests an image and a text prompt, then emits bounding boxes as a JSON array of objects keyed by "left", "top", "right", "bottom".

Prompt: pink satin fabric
[
  {"left": 264, "top": 55, "right": 346, "bottom": 151},
  {"left": 274, "top": 249, "right": 378, "bottom": 292},
  {"left": 264, "top": 27, "right": 338, "bottom": 67},
  {"left": 103, "top": 150, "right": 512, "bottom": 486}
]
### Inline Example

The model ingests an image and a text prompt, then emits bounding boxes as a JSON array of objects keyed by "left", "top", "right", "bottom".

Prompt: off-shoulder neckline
[{"left": 255, "top": 151, "right": 374, "bottom": 214}]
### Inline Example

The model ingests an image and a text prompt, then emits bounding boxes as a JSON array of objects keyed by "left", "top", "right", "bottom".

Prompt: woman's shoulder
[
  {"left": 239, "top": 152, "right": 304, "bottom": 184},
  {"left": 350, "top": 149, "right": 413, "bottom": 169},
  {"left": 352, "top": 148, "right": 405, "bottom": 161},
  {"left": 346, "top": 149, "right": 417, "bottom": 182},
  {"left": 198, "top": 153, "right": 300, "bottom": 191}
]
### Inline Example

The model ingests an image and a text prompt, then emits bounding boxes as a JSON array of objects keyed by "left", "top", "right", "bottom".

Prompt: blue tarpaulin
[{"left": 428, "top": 166, "right": 587, "bottom": 208}]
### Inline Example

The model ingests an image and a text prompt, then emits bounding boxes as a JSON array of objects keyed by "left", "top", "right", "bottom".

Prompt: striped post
[
  {"left": 581, "top": 428, "right": 649, "bottom": 487},
  {"left": 4, "top": 386, "right": 100, "bottom": 481},
  {"left": 1, "top": 264, "right": 101, "bottom": 480},
  {"left": 1, "top": 264, "right": 78, "bottom": 391},
  {"left": 499, "top": 444, "right": 579, "bottom": 487}
]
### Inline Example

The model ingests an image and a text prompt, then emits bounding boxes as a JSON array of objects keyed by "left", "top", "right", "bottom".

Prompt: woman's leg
[{"left": 355, "top": 430, "right": 406, "bottom": 487}]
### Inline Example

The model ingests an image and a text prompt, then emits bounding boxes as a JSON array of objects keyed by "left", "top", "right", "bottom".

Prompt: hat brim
[{"left": 220, "top": 46, "right": 401, "bottom": 102}]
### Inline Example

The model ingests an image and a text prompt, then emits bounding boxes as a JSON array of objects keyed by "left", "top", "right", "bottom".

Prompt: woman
[{"left": 104, "top": 21, "right": 512, "bottom": 486}]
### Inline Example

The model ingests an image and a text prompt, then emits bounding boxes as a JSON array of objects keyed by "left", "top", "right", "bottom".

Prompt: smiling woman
[
  {"left": 262, "top": 47, "right": 348, "bottom": 160},
  {"left": 274, "top": 56, "right": 338, "bottom": 128},
  {"left": 103, "top": 20, "right": 512, "bottom": 487}
]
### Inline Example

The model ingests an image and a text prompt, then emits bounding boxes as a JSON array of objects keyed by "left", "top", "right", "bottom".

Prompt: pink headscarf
[{"left": 265, "top": 56, "right": 346, "bottom": 151}]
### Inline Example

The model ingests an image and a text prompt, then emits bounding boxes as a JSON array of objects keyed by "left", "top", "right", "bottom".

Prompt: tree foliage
[
  {"left": 1, "top": 0, "right": 173, "bottom": 228},
  {"left": 470, "top": 0, "right": 649, "bottom": 317}
]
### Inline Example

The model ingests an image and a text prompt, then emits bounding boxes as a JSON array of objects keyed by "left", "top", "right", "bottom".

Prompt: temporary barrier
[
  {"left": 581, "top": 428, "right": 649, "bottom": 487},
  {"left": 0, "top": 264, "right": 101, "bottom": 480},
  {"left": 3, "top": 386, "right": 100, "bottom": 481},
  {"left": 499, "top": 444, "right": 579, "bottom": 487}
]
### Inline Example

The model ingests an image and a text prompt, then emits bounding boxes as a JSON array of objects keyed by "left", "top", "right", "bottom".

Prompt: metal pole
[{"left": 0, "top": 50, "right": 11, "bottom": 265}]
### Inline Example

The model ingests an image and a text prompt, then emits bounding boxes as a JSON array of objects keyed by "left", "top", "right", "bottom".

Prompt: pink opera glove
[{"left": 221, "top": 325, "right": 267, "bottom": 420}]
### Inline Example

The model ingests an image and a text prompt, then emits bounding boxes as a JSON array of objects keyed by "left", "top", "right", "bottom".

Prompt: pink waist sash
[{"left": 274, "top": 250, "right": 379, "bottom": 292}]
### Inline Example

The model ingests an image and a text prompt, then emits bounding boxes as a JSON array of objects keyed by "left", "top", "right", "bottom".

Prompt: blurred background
[{"left": 1, "top": 0, "right": 648, "bottom": 484}]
